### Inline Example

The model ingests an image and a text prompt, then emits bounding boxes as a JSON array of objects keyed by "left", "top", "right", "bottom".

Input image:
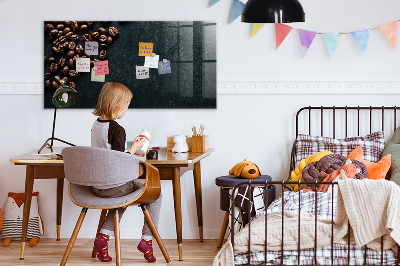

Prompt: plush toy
[
  {"left": 1, "top": 192, "right": 44, "bottom": 247},
  {"left": 317, "top": 160, "right": 360, "bottom": 193},
  {"left": 172, "top": 135, "right": 189, "bottom": 153},
  {"left": 348, "top": 146, "right": 391, "bottom": 180},
  {"left": 289, "top": 150, "right": 333, "bottom": 191},
  {"left": 229, "top": 159, "right": 261, "bottom": 179}
]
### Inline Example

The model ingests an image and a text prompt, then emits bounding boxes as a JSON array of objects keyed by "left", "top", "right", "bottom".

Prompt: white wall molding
[
  {"left": 1, "top": 81, "right": 400, "bottom": 95},
  {"left": 218, "top": 81, "right": 400, "bottom": 94}
]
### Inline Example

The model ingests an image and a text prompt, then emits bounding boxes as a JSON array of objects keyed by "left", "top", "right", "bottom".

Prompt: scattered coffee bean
[
  {"left": 99, "top": 50, "right": 107, "bottom": 60},
  {"left": 58, "top": 58, "right": 66, "bottom": 68},
  {"left": 68, "top": 59, "right": 74, "bottom": 67},
  {"left": 98, "top": 27, "right": 107, "bottom": 35},
  {"left": 99, "top": 35, "right": 107, "bottom": 43},
  {"left": 44, "top": 73, "right": 51, "bottom": 79},
  {"left": 107, "top": 36, "right": 113, "bottom": 45},
  {"left": 68, "top": 41, "right": 76, "bottom": 50},
  {"left": 59, "top": 36, "right": 66, "bottom": 44},
  {"left": 69, "top": 82, "right": 75, "bottom": 89},
  {"left": 64, "top": 21, "right": 71, "bottom": 27},
  {"left": 82, "top": 34, "right": 91, "bottom": 42},
  {"left": 91, "top": 31, "right": 99, "bottom": 40},
  {"left": 52, "top": 46, "right": 61, "bottom": 54},
  {"left": 61, "top": 66, "right": 69, "bottom": 75},
  {"left": 90, "top": 60, "right": 95, "bottom": 67},
  {"left": 45, "top": 80, "right": 51, "bottom": 88},
  {"left": 67, "top": 50, "right": 75, "bottom": 58},
  {"left": 59, "top": 42, "right": 68, "bottom": 50},
  {"left": 50, "top": 29, "right": 58, "bottom": 36},
  {"left": 62, "top": 77, "right": 69, "bottom": 83},
  {"left": 69, "top": 70, "right": 79, "bottom": 77},
  {"left": 71, "top": 21, "right": 78, "bottom": 31},
  {"left": 75, "top": 44, "right": 83, "bottom": 54},
  {"left": 77, "top": 21, "right": 84, "bottom": 26},
  {"left": 64, "top": 32, "right": 73, "bottom": 39},
  {"left": 99, "top": 43, "right": 108, "bottom": 50},
  {"left": 71, "top": 34, "right": 79, "bottom": 42},
  {"left": 50, "top": 63, "right": 58, "bottom": 72},
  {"left": 52, "top": 81, "right": 59, "bottom": 89},
  {"left": 80, "top": 24, "right": 88, "bottom": 31},
  {"left": 45, "top": 24, "right": 54, "bottom": 33},
  {"left": 87, "top": 21, "right": 94, "bottom": 28},
  {"left": 109, "top": 27, "right": 118, "bottom": 37},
  {"left": 62, "top": 27, "right": 71, "bottom": 35},
  {"left": 56, "top": 24, "right": 65, "bottom": 31},
  {"left": 48, "top": 57, "right": 55, "bottom": 63},
  {"left": 54, "top": 75, "right": 61, "bottom": 84}
]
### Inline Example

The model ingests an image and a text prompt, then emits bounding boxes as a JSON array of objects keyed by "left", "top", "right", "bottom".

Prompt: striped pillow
[{"left": 294, "top": 131, "right": 385, "bottom": 166}]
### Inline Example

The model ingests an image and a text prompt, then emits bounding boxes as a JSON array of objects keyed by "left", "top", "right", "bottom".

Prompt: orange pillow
[{"left": 347, "top": 146, "right": 391, "bottom": 180}]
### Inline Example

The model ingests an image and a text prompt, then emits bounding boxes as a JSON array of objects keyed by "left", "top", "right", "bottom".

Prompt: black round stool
[{"left": 215, "top": 175, "right": 275, "bottom": 248}]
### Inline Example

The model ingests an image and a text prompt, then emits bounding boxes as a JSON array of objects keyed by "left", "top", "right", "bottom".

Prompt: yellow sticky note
[
  {"left": 138, "top": 42, "right": 154, "bottom": 56},
  {"left": 91, "top": 67, "right": 105, "bottom": 82}
]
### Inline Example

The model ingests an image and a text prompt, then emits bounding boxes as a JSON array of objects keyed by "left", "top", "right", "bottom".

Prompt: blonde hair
[{"left": 93, "top": 82, "right": 133, "bottom": 120}]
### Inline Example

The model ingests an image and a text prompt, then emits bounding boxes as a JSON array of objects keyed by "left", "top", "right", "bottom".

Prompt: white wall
[{"left": 1, "top": 0, "right": 400, "bottom": 239}]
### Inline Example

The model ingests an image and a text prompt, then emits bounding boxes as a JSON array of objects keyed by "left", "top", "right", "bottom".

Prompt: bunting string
[{"left": 209, "top": 0, "right": 399, "bottom": 58}]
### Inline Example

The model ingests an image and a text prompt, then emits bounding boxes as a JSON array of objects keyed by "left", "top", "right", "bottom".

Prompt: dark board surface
[{"left": 44, "top": 21, "right": 217, "bottom": 109}]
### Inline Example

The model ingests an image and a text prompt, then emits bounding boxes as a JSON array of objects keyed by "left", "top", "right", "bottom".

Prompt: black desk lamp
[
  {"left": 38, "top": 82, "right": 80, "bottom": 154},
  {"left": 241, "top": 0, "right": 305, "bottom": 23}
]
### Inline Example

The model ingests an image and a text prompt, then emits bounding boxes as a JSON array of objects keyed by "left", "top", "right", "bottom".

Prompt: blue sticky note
[{"left": 158, "top": 60, "right": 171, "bottom": 74}]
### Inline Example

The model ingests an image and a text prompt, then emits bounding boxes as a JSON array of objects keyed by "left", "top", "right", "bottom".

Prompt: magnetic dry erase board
[{"left": 44, "top": 21, "right": 217, "bottom": 109}]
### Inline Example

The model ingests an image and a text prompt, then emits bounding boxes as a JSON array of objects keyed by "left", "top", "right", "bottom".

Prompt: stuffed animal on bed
[
  {"left": 317, "top": 160, "right": 360, "bottom": 193},
  {"left": 289, "top": 150, "right": 333, "bottom": 191},
  {"left": 1, "top": 192, "right": 44, "bottom": 247},
  {"left": 229, "top": 159, "right": 261, "bottom": 179}
]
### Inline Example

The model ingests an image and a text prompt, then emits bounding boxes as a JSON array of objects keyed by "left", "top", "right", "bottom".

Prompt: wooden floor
[{"left": 0, "top": 239, "right": 221, "bottom": 265}]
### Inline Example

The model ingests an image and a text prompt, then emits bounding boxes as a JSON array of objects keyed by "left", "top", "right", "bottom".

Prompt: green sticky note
[
  {"left": 91, "top": 67, "right": 105, "bottom": 82},
  {"left": 126, "top": 141, "right": 133, "bottom": 150}
]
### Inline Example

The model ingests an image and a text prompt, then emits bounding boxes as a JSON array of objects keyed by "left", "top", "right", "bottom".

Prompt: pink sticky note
[{"left": 94, "top": 60, "right": 109, "bottom": 76}]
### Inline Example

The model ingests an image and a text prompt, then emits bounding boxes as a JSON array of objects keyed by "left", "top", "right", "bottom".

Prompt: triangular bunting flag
[
  {"left": 351, "top": 29, "right": 370, "bottom": 55},
  {"left": 298, "top": 29, "right": 317, "bottom": 58},
  {"left": 275, "top": 23, "right": 293, "bottom": 49},
  {"left": 378, "top": 21, "right": 397, "bottom": 50},
  {"left": 229, "top": 0, "right": 245, "bottom": 24},
  {"left": 209, "top": 0, "right": 220, "bottom": 7},
  {"left": 323, "top": 33, "right": 341, "bottom": 58},
  {"left": 251, "top": 23, "right": 266, "bottom": 38}
]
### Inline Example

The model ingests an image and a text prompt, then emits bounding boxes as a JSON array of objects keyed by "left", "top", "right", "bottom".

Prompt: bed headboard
[{"left": 290, "top": 106, "right": 400, "bottom": 179}]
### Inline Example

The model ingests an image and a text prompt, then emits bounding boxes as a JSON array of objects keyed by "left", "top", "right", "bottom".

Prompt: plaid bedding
[
  {"left": 294, "top": 131, "right": 385, "bottom": 166},
  {"left": 234, "top": 191, "right": 397, "bottom": 265}
]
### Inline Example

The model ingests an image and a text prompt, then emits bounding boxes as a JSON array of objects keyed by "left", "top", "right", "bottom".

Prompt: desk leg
[
  {"left": 172, "top": 167, "right": 183, "bottom": 261},
  {"left": 193, "top": 161, "right": 203, "bottom": 242},
  {"left": 20, "top": 165, "right": 35, "bottom": 259},
  {"left": 56, "top": 178, "right": 64, "bottom": 241}
]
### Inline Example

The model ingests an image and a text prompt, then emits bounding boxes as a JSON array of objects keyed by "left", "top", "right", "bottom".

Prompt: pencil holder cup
[{"left": 191, "top": 135, "right": 209, "bottom": 153}]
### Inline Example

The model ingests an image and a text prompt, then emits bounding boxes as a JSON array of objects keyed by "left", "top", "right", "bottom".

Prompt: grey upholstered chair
[{"left": 60, "top": 146, "right": 171, "bottom": 265}]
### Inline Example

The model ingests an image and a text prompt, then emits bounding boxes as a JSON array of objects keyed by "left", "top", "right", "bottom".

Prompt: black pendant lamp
[{"left": 242, "top": 0, "right": 305, "bottom": 23}]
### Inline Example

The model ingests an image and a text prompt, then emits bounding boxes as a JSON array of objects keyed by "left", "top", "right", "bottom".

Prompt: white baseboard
[{"left": 1, "top": 81, "right": 400, "bottom": 95}]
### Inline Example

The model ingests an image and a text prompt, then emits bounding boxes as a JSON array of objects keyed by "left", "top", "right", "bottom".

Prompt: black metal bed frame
[{"left": 230, "top": 106, "right": 400, "bottom": 266}]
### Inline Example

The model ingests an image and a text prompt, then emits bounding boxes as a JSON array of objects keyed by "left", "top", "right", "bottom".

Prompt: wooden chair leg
[
  {"left": 60, "top": 208, "right": 88, "bottom": 266},
  {"left": 114, "top": 210, "right": 121, "bottom": 266},
  {"left": 217, "top": 211, "right": 230, "bottom": 248},
  {"left": 141, "top": 205, "right": 171, "bottom": 263},
  {"left": 92, "top": 209, "right": 108, "bottom": 258}
]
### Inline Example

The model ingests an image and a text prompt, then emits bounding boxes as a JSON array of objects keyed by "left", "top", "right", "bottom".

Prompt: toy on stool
[
  {"left": 1, "top": 192, "right": 44, "bottom": 247},
  {"left": 229, "top": 159, "right": 261, "bottom": 179}
]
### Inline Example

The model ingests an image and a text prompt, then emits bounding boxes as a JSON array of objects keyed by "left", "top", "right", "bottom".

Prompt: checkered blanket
[{"left": 234, "top": 191, "right": 397, "bottom": 265}]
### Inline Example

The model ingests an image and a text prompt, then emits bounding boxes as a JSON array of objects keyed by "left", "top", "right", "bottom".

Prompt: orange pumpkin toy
[{"left": 229, "top": 159, "right": 261, "bottom": 179}]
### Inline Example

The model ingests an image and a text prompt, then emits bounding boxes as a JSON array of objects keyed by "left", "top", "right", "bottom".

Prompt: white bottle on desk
[{"left": 136, "top": 129, "right": 150, "bottom": 154}]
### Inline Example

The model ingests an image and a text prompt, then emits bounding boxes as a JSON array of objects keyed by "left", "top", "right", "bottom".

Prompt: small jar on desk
[{"left": 215, "top": 175, "right": 275, "bottom": 248}]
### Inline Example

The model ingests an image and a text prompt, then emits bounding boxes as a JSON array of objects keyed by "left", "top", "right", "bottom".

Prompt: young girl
[{"left": 91, "top": 82, "right": 162, "bottom": 263}]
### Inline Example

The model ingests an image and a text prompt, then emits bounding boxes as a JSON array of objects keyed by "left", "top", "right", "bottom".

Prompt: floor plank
[{"left": 0, "top": 239, "right": 221, "bottom": 265}]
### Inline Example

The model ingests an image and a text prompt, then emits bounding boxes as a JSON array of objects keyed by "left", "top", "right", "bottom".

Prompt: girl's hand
[
  {"left": 134, "top": 148, "right": 149, "bottom": 157},
  {"left": 128, "top": 137, "right": 147, "bottom": 155}
]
